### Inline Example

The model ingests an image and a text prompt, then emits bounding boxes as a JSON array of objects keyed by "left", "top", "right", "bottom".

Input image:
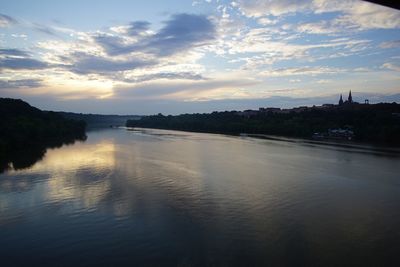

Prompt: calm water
[{"left": 1, "top": 128, "right": 400, "bottom": 266}]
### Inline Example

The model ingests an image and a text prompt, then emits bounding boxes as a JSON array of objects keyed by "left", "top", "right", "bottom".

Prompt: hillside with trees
[{"left": 0, "top": 98, "right": 86, "bottom": 172}]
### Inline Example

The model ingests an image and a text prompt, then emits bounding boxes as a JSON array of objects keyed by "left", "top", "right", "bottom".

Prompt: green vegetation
[
  {"left": 127, "top": 103, "right": 400, "bottom": 145},
  {"left": 0, "top": 98, "right": 86, "bottom": 172}
]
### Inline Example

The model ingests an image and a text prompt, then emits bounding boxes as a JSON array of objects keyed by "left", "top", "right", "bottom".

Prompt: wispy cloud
[
  {"left": 123, "top": 72, "right": 207, "bottom": 83},
  {"left": 113, "top": 77, "right": 259, "bottom": 100},
  {"left": 379, "top": 40, "right": 400, "bottom": 49},
  {"left": 236, "top": 0, "right": 311, "bottom": 17},
  {"left": 234, "top": 0, "right": 400, "bottom": 30},
  {"left": 32, "top": 23, "right": 58, "bottom": 36},
  {"left": 0, "top": 13, "right": 17, "bottom": 27},
  {"left": 260, "top": 66, "right": 344, "bottom": 77},
  {"left": 0, "top": 78, "right": 42, "bottom": 89},
  {"left": 296, "top": 21, "right": 340, "bottom": 35},
  {"left": 225, "top": 35, "right": 370, "bottom": 69},
  {"left": 381, "top": 62, "right": 400, "bottom": 72}
]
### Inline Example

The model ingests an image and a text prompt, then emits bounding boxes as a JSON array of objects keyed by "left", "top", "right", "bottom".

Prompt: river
[{"left": 1, "top": 128, "right": 399, "bottom": 266}]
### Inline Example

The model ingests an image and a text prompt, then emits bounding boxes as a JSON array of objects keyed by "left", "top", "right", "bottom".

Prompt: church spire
[
  {"left": 339, "top": 94, "right": 343, "bottom": 105},
  {"left": 348, "top": 90, "right": 353, "bottom": 103}
]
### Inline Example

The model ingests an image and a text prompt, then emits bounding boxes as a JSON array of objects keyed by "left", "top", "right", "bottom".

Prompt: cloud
[
  {"left": 0, "top": 79, "right": 43, "bottom": 89},
  {"left": 95, "top": 13, "right": 216, "bottom": 57},
  {"left": 257, "top": 17, "right": 278, "bottom": 26},
  {"left": 113, "top": 77, "right": 258, "bottom": 100},
  {"left": 109, "top": 21, "right": 151, "bottom": 36},
  {"left": 0, "top": 13, "right": 17, "bottom": 27},
  {"left": 17, "top": 15, "right": 214, "bottom": 85},
  {"left": 32, "top": 23, "right": 58, "bottom": 36},
  {"left": 316, "top": 79, "right": 333, "bottom": 84},
  {"left": 261, "top": 66, "right": 344, "bottom": 77},
  {"left": 11, "top": 33, "right": 28, "bottom": 39},
  {"left": 92, "top": 34, "right": 131, "bottom": 56},
  {"left": 236, "top": 0, "right": 310, "bottom": 17},
  {"left": 333, "top": 1, "right": 400, "bottom": 30},
  {"left": 0, "top": 57, "right": 49, "bottom": 70},
  {"left": 226, "top": 34, "right": 370, "bottom": 68},
  {"left": 68, "top": 52, "right": 157, "bottom": 74},
  {"left": 379, "top": 40, "right": 400, "bottom": 49},
  {"left": 124, "top": 72, "right": 206, "bottom": 83},
  {"left": 0, "top": 48, "right": 50, "bottom": 70},
  {"left": 381, "top": 62, "right": 400, "bottom": 72},
  {"left": 0, "top": 4, "right": 397, "bottom": 106},
  {"left": 0, "top": 48, "right": 29, "bottom": 57},
  {"left": 144, "top": 13, "right": 215, "bottom": 56},
  {"left": 126, "top": 21, "right": 151, "bottom": 36},
  {"left": 296, "top": 21, "right": 340, "bottom": 35},
  {"left": 234, "top": 0, "right": 400, "bottom": 30}
]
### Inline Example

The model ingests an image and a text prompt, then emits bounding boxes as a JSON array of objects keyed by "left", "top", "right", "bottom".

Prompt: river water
[{"left": 1, "top": 128, "right": 399, "bottom": 266}]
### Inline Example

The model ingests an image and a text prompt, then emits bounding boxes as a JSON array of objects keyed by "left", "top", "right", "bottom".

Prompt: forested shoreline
[
  {"left": 0, "top": 98, "right": 86, "bottom": 172},
  {"left": 127, "top": 103, "right": 400, "bottom": 145}
]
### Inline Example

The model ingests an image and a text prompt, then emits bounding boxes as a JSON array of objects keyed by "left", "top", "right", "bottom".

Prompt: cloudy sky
[{"left": 0, "top": 0, "right": 399, "bottom": 114}]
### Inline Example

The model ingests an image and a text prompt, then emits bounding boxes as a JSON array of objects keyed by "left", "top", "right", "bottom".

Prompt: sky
[{"left": 0, "top": 0, "right": 399, "bottom": 114}]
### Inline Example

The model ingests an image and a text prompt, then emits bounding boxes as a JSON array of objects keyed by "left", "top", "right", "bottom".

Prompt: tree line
[
  {"left": 0, "top": 98, "right": 86, "bottom": 172},
  {"left": 127, "top": 103, "right": 400, "bottom": 145}
]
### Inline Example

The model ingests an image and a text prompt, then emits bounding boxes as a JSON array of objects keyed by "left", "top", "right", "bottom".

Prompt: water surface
[{"left": 1, "top": 128, "right": 399, "bottom": 266}]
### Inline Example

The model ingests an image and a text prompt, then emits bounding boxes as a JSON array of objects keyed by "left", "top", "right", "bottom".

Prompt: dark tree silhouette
[
  {"left": 127, "top": 103, "right": 400, "bottom": 145},
  {"left": 0, "top": 98, "right": 87, "bottom": 172}
]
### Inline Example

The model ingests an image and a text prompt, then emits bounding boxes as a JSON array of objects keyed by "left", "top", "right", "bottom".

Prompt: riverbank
[
  {"left": 126, "top": 104, "right": 400, "bottom": 146},
  {"left": 0, "top": 98, "right": 87, "bottom": 172}
]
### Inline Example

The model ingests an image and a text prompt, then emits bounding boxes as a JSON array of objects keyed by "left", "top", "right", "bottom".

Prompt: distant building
[
  {"left": 338, "top": 94, "right": 344, "bottom": 106},
  {"left": 259, "top": 107, "right": 281, "bottom": 113},
  {"left": 313, "top": 128, "right": 355, "bottom": 141},
  {"left": 392, "top": 113, "right": 400, "bottom": 118},
  {"left": 328, "top": 128, "right": 354, "bottom": 140},
  {"left": 236, "top": 109, "right": 258, "bottom": 117},
  {"left": 322, "top": 104, "right": 335, "bottom": 109},
  {"left": 278, "top": 109, "right": 291, "bottom": 114},
  {"left": 292, "top": 106, "right": 309, "bottom": 113},
  {"left": 347, "top": 90, "right": 353, "bottom": 103},
  {"left": 338, "top": 90, "right": 358, "bottom": 106}
]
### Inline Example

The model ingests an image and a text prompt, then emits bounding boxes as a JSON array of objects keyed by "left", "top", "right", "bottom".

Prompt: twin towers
[{"left": 338, "top": 91, "right": 353, "bottom": 106}]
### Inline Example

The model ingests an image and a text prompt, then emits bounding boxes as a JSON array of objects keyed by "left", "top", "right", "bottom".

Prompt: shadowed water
[{"left": 1, "top": 128, "right": 399, "bottom": 266}]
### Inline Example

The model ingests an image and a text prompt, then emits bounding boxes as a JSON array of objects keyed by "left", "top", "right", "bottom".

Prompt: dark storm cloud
[
  {"left": 0, "top": 79, "right": 43, "bottom": 89},
  {"left": 95, "top": 13, "right": 216, "bottom": 57},
  {"left": 0, "top": 13, "right": 18, "bottom": 27}
]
